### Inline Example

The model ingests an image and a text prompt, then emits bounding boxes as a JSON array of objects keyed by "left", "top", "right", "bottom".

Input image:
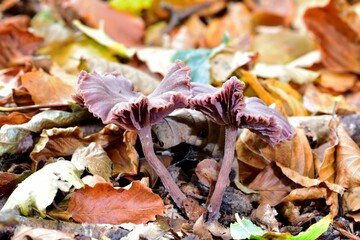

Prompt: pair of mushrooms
[{"left": 73, "top": 60, "right": 295, "bottom": 220}]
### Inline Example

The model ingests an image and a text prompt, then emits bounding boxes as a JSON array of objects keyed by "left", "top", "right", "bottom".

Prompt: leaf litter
[{"left": 0, "top": 0, "right": 360, "bottom": 239}]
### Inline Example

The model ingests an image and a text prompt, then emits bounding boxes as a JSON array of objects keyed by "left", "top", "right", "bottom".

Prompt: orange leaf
[
  {"left": 0, "top": 112, "right": 30, "bottom": 127},
  {"left": 62, "top": 0, "right": 144, "bottom": 47},
  {"left": 0, "top": 24, "right": 43, "bottom": 68},
  {"left": 67, "top": 181, "right": 164, "bottom": 224},
  {"left": 304, "top": 0, "right": 360, "bottom": 73},
  {"left": 21, "top": 70, "right": 75, "bottom": 104}
]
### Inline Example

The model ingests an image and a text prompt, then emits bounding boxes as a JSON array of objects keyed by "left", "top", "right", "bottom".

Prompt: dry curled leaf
[
  {"left": 304, "top": 0, "right": 360, "bottom": 73},
  {"left": 21, "top": 69, "right": 76, "bottom": 104},
  {"left": 67, "top": 181, "right": 164, "bottom": 224},
  {"left": 0, "top": 23, "right": 43, "bottom": 68}
]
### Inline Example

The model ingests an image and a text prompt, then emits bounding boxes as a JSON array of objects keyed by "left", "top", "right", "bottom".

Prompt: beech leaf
[
  {"left": 1, "top": 161, "right": 84, "bottom": 217},
  {"left": 67, "top": 181, "right": 164, "bottom": 224},
  {"left": 0, "top": 103, "right": 90, "bottom": 156},
  {"left": 71, "top": 142, "right": 112, "bottom": 182}
]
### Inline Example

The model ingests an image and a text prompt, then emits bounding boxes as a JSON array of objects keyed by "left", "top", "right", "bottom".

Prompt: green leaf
[
  {"left": 73, "top": 20, "right": 134, "bottom": 59},
  {"left": 172, "top": 35, "right": 228, "bottom": 84},
  {"left": 0, "top": 103, "right": 90, "bottom": 156},
  {"left": 292, "top": 214, "right": 332, "bottom": 240},
  {"left": 1, "top": 161, "right": 84, "bottom": 216},
  {"left": 230, "top": 213, "right": 265, "bottom": 240},
  {"left": 109, "top": 0, "right": 153, "bottom": 16},
  {"left": 230, "top": 213, "right": 332, "bottom": 240}
]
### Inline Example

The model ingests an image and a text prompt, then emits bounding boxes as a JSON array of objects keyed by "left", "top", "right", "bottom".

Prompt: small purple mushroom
[
  {"left": 189, "top": 76, "right": 295, "bottom": 220},
  {"left": 73, "top": 60, "right": 191, "bottom": 208}
]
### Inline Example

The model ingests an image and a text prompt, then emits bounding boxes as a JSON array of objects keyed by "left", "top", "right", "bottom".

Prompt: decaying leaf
[
  {"left": 304, "top": 0, "right": 360, "bottom": 73},
  {"left": 12, "top": 225, "right": 75, "bottom": 240},
  {"left": 21, "top": 69, "right": 76, "bottom": 104},
  {"left": 251, "top": 29, "right": 316, "bottom": 65},
  {"left": 73, "top": 20, "right": 134, "bottom": 59},
  {"left": 67, "top": 181, "right": 164, "bottom": 224},
  {"left": 0, "top": 23, "right": 43, "bottom": 68},
  {"left": 0, "top": 103, "right": 90, "bottom": 157},
  {"left": 71, "top": 142, "right": 112, "bottom": 182},
  {"left": 195, "top": 158, "right": 220, "bottom": 187},
  {"left": 58, "top": 0, "right": 144, "bottom": 47},
  {"left": 0, "top": 112, "right": 31, "bottom": 127},
  {"left": 1, "top": 161, "right": 84, "bottom": 216}
]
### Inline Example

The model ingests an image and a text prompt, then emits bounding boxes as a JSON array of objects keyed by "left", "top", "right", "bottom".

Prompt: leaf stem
[
  {"left": 207, "top": 125, "right": 237, "bottom": 220},
  {"left": 137, "top": 125, "right": 186, "bottom": 208}
]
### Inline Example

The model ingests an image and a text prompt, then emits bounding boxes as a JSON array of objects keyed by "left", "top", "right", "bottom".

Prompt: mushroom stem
[
  {"left": 207, "top": 125, "right": 237, "bottom": 220},
  {"left": 137, "top": 125, "right": 187, "bottom": 208}
]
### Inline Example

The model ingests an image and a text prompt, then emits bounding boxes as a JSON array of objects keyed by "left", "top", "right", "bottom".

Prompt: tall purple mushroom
[
  {"left": 189, "top": 77, "right": 295, "bottom": 220},
  {"left": 73, "top": 60, "right": 191, "bottom": 208}
]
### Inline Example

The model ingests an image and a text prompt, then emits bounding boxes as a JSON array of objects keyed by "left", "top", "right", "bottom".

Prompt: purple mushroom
[
  {"left": 73, "top": 60, "right": 191, "bottom": 208},
  {"left": 189, "top": 77, "right": 295, "bottom": 220}
]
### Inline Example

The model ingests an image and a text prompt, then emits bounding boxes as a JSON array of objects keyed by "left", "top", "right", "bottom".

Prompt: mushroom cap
[
  {"left": 73, "top": 60, "right": 191, "bottom": 131},
  {"left": 189, "top": 77, "right": 295, "bottom": 145}
]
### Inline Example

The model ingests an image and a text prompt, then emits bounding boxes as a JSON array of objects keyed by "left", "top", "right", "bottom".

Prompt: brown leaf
[
  {"left": 67, "top": 181, "right": 164, "bottom": 224},
  {"left": 71, "top": 143, "right": 112, "bottom": 182},
  {"left": 281, "top": 187, "right": 327, "bottom": 203},
  {"left": 0, "top": 172, "right": 19, "bottom": 198},
  {"left": 12, "top": 225, "right": 74, "bottom": 240},
  {"left": 205, "top": 3, "right": 252, "bottom": 49},
  {"left": 0, "top": 112, "right": 30, "bottom": 127},
  {"left": 319, "top": 71, "right": 357, "bottom": 93},
  {"left": 21, "top": 69, "right": 75, "bottom": 104},
  {"left": 247, "top": 162, "right": 293, "bottom": 206},
  {"left": 303, "top": 84, "right": 357, "bottom": 114},
  {"left": 246, "top": 0, "right": 295, "bottom": 26},
  {"left": 0, "top": 24, "right": 43, "bottom": 68},
  {"left": 60, "top": 0, "right": 144, "bottom": 47},
  {"left": 195, "top": 158, "right": 220, "bottom": 187},
  {"left": 343, "top": 187, "right": 360, "bottom": 213},
  {"left": 304, "top": 0, "right": 360, "bottom": 73},
  {"left": 251, "top": 204, "right": 279, "bottom": 231},
  {"left": 335, "top": 123, "right": 360, "bottom": 188},
  {"left": 30, "top": 125, "right": 138, "bottom": 175},
  {"left": 183, "top": 197, "right": 206, "bottom": 222}
]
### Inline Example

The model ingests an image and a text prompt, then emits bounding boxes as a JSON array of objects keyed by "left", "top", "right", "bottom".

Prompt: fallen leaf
[
  {"left": 136, "top": 48, "right": 175, "bottom": 76},
  {"left": 21, "top": 69, "right": 75, "bottom": 104},
  {"left": 12, "top": 225, "right": 75, "bottom": 240},
  {"left": 195, "top": 158, "right": 220, "bottom": 187},
  {"left": 60, "top": 0, "right": 144, "bottom": 47},
  {"left": 1, "top": 161, "right": 84, "bottom": 216},
  {"left": 0, "top": 172, "right": 23, "bottom": 198},
  {"left": 319, "top": 71, "right": 357, "bottom": 93},
  {"left": 71, "top": 142, "right": 112, "bottom": 182},
  {"left": 251, "top": 63, "right": 319, "bottom": 85},
  {"left": 263, "top": 79, "right": 308, "bottom": 116},
  {"left": 210, "top": 51, "right": 258, "bottom": 84},
  {"left": 0, "top": 112, "right": 31, "bottom": 127},
  {"left": 246, "top": 0, "right": 295, "bottom": 26},
  {"left": 73, "top": 20, "right": 134, "bottom": 59},
  {"left": 304, "top": 0, "right": 360, "bottom": 73},
  {"left": 0, "top": 103, "right": 89, "bottom": 157},
  {"left": 31, "top": 10, "right": 74, "bottom": 46},
  {"left": 230, "top": 213, "right": 265, "bottom": 240},
  {"left": 67, "top": 181, "right": 164, "bottom": 224},
  {"left": 251, "top": 29, "right": 316, "bottom": 64},
  {"left": 205, "top": 2, "right": 252, "bottom": 49},
  {"left": 0, "top": 23, "right": 43, "bottom": 68},
  {"left": 251, "top": 204, "right": 279, "bottom": 232},
  {"left": 303, "top": 84, "right": 357, "bottom": 114},
  {"left": 335, "top": 123, "right": 360, "bottom": 188}
]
